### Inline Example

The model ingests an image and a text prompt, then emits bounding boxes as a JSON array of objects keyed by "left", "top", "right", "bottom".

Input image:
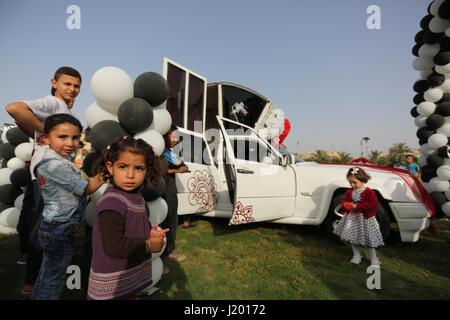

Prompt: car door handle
[{"left": 237, "top": 168, "right": 254, "bottom": 174}]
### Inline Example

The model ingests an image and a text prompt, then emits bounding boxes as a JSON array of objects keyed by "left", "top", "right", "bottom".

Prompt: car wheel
[{"left": 324, "top": 192, "right": 391, "bottom": 244}]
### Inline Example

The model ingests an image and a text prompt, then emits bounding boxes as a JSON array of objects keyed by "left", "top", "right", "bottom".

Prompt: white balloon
[
  {"left": 418, "top": 154, "right": 428, "bottom": 167},
  {"left": 1, "top": 131, "right": 8, "bottom": 144},
  {"left": 429, "top": 17, "right": 450, "bottom": 33},
  {"left": 7, "top": 157, "right": 26, "bottom": 171},
  {"left": 424, "top": 88, "right": 444, "bottom": 102},
  {"left": 437, "top": 165, "right": 450, "bottom": 180},
  {"left": 152, "top": 257, "right": 163, "bottom": 284},
  {"left": 85, "top": 102, "right": 118, "bottom": 129},
  {"left": 444, "top": 158, "right": 450, "bottom": 166},
  {"left": 420, "top": 69, "right": 434, "bottom": 79},
  {"left": 430, "top": 0, "right": 445, "bottom": 16},
  {"left": 414, "top": 115, "right": 428, "bottom": 128},
  {"left": 84, "top": 200, "right": 97, "bottom": 227},
  {"left": 420, "top": 143, "right": 435, "bottom": 155},
  {"left": 0, "top": 207, "right": 20, "bottom": 229},
  {"left": 0, "top": 168, "right": 13, "bottom": 186},
  {"left": 14, "top": 142, "right": 33, "bottom": 162},
  {"left": 437, "top": 123, "right": 450, "bottom": 136},
  {"left": 14, "top": 193, "right": 25, "bottom": 210},
  {"left": 90, "top": 66, "right": 133, "bottom": 115},
  {"left": 437, "top": 79, "right": 450, "bottom": 92},
  {"left": 429, "top": 177, "right": 450, "bottom": 192},
  {"left": 442, "top": 201, "right": 450, "bottom": 216},
  {"left": 90, "top": 183, "right": 108, "bottom": 203},
  {"left": 134, "top": 130, "right": 165, "bottom": 156},
  {"left": 147, "top": 109, "right": 172, "bottom": 135},
  {"left": 445, "top": 188, "right": 450, "bottom": 200},
  {"left": 418, "top": 43, "right": 440, "bottom": 58},
  {"left": 413, "top": 57, "right": 435, "bottom": 71},
  {"left": 147, "top": 197, "right": 168, "bottom": 226},
  {"left": 428, "top": 133, "right": 448, "bottom": 148},
  {"left": 417, "top": 101, "right": 436, "bottom": 116},
  {"left": 435, "top": 63, "right": 450, "bottom": 75}
]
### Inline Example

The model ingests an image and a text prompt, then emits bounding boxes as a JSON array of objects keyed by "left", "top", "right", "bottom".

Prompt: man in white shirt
[{"left": 5, "top": 66, "right": 82, "bottom": 294}]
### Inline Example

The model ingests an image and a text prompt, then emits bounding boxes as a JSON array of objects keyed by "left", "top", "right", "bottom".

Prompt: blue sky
[{"left": 0, "top": 0, "right": 430, "bottom": 156}]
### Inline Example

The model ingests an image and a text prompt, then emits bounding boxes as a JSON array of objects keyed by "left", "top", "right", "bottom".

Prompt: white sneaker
[
  {"left": 350, "top": 255, "right": 362, "bottom": 265},
  {"left": 370, "top": 258, "right": 381, "bottom": 268}
]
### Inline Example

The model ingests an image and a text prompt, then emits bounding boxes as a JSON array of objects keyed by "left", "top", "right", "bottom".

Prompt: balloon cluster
[
  {"left": 411, "top": 0, "right": 450, "bottom": 218},
  {"left": 0, "top": 127, "right": 33, "bottom": 234},
  {"left": 83, "top": 66, "right": 174, "bottom": 288}
]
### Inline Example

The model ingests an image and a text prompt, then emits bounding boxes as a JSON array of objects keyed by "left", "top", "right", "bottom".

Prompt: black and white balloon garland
[{"left": 412, "top": 0, "right": 450, "bottom": 218}]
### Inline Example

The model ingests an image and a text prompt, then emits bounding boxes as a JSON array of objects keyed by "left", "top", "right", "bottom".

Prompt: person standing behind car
[
  {"left": 160, "top": 125, "right": 190, "bottom": 269},
  {"left": 5, "top": 66, "right": 82, "bottom": 294}
]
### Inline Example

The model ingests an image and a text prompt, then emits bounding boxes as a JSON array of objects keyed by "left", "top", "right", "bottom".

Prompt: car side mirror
[{"left": 282, "top": 154, "right": 295, "bottom": 166}]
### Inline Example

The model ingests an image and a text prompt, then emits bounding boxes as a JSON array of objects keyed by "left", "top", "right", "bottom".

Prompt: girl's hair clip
[
  {"left": 106, "top": 145, "right": 111, "bottom": 150},
  {"left": 350, "top": 167, "right": 360, "bottom": 175}
]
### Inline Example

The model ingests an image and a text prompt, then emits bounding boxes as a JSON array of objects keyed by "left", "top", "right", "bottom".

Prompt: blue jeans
[{"left": 31, "top": 219, "right": 80, "bottom": 300}]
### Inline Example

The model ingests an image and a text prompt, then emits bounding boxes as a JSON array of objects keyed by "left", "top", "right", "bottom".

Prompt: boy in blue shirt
[{"left": 405, "top": 154, "right": 421, "bottom": 180}]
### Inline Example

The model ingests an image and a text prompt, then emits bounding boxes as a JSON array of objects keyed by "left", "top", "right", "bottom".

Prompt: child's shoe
[
  {"left": 350, "top": 255, "right": 362, "bottom": 265},
  {"left": 370, "top": 258, "right": 381, "bottom": 268}
]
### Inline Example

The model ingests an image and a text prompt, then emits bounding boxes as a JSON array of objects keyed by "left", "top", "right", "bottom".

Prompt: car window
[
  {"left": 230, "top": 138, "right": 280, "bottom": 165},
  {"left": 173, "top": 132, "right": 212, "bottom": 165}
]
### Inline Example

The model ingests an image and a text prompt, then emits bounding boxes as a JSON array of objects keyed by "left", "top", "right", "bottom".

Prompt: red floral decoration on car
[
  {"left": 229, "top": 201, "right": 255, "bottom": 225},
  {"left": 187, "top": 170, "right": 218, "bottom": 212}
]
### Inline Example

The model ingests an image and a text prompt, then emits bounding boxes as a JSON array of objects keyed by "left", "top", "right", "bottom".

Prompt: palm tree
[
  {"left": 311, "top": 149, "right": 330, "bottom": 162},
  {"left": 337, "top": 151, "right": 353, "bottom": 163},
  {"left": 369, "top": 150, "right": 383, "bottom": 163},
  {"left": 388, "top": 143, "right": 412, "bottom": 166}
]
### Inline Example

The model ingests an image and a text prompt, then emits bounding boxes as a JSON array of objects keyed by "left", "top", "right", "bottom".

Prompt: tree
[
  {"left": 311, "top": 149, "right": 330, "bottom": 162},
  {"left": 388, "top": 143, "right": 412, "bottom": 166},
  {"left": 336, "top": 151, "right": 353, "bottom": 163}
]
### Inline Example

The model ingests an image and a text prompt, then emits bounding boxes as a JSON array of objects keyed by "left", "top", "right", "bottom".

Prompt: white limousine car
[{"left": 162, "top": 58, "right": 435, "bottom": 243}]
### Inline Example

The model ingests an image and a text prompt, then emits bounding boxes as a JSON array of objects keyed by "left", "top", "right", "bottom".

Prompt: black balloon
[
  {"left": 420, "top": 14, "right": 433, "bottom": 29},
  {"left": 415, "top": 30, "right": 426, "bottom": 43},
  {"left": 441, "top": 37, "right": 450, "bottom": 51},
  {"left": 0, "top": 143, "right": 16, "bottom": 161},
  {"left": 421, "top": 165, "right": 437, "bottom": 182},
  {"left": 134, "top": 72, "right": 169, "bottom": 107},
  {"left": 89, "top": 120, "right": 130, "bottom": 152},
  {"left": 118, "top": 98, "right": 154, "bottom": 134},
  {"left": 434, "top": 51, "right": 450, "bottom": 65},
  {"left": 141, "top": 176, "right": 166, "bottom": 202},
  {"left": 10, "top": 168, "right": 28, "bottom": 188},
  {"left": 1, "top": 160, "right": 6, "bottom": 168},
  {"left": 438, "top": 0, "right": 450, "bottom": 19},
  {"left": 5, "top": 127, "right": 29, "bottom": 146},
  {"left": 0, "top": 184, "right": 23, "bottom": 205},
  {"left": 438, "top": 145, "right": 450, "bottom": 158},
  {"left": 414, "top": 93, "right": 425, "bottom": 105},
  {"left": 423, "top": 31, "right": 444, "bottom": 44},
  {"left": 427, "top": 73, "right": 446, "bottom": 88},
  {"left": 413, "top": 80, "right": 430, "bottom": 93},
  {"left": 416, "top": 127, "right": 436, "bottom": 140},
  {"left": 426, "top": 114, "right": 445, "bottom": 129},
  {"left": 412, "top": 43, "right": 421, "bottom": 57},
  {"left": 437, "top": 93, "right": 450, "bottom": 104},
  {"left": 419, "top": 138, "right": 428, "bottom": 145},
  {"left": 430, "top": 192, "right": 447, "bottom": 206},
  {"left": 436, "top": 102, "right": 450, "bottom": 116},
  {"left": 82, "top": 151, "right": 101, "bottom": 177},
  {"left": 411, "top": 106, "right": 420, "bottom": 118},
  {"left": 427, "top": 154, "right": 445, "bottom": 168}
]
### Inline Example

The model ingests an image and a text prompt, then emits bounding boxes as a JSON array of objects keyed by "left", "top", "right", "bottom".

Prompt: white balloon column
[
  {"left": 84, "top": 66, "right": 173, "bottom": 291},
  {"left": 412, "top": 0, "right": 450, "bottom": 218},
  {"left": 0, "top": 127, "right": 32, "bottom": 234}
]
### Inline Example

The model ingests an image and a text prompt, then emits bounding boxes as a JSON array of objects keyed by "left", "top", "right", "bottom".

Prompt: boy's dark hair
[
  {"left": 51, "top": 66, "right": 82, "bottom": 96},
  {"left": 163, "top": 125, "right": 179, "bottom": 149},
  {"left": 44, "top": 113, "right": 83, "bottom": 134},
  {"left": 346, "top": 166, "right": 371, "bottom": 183},
  {"left": 94, "top": 136, "right": 160, "bottom": 185}
]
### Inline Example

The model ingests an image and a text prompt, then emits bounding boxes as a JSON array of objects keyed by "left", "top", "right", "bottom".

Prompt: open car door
[
  {"left": 163, "top": 58, "right": 219, "bottom": 215},
  {"left": 217, "top": 116, "right": 296, "bottom": 225}
]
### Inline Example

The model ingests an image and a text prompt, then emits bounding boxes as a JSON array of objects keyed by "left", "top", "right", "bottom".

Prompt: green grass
[{"left": 1, "top": 217, "right": 450, "bottom": 300}]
